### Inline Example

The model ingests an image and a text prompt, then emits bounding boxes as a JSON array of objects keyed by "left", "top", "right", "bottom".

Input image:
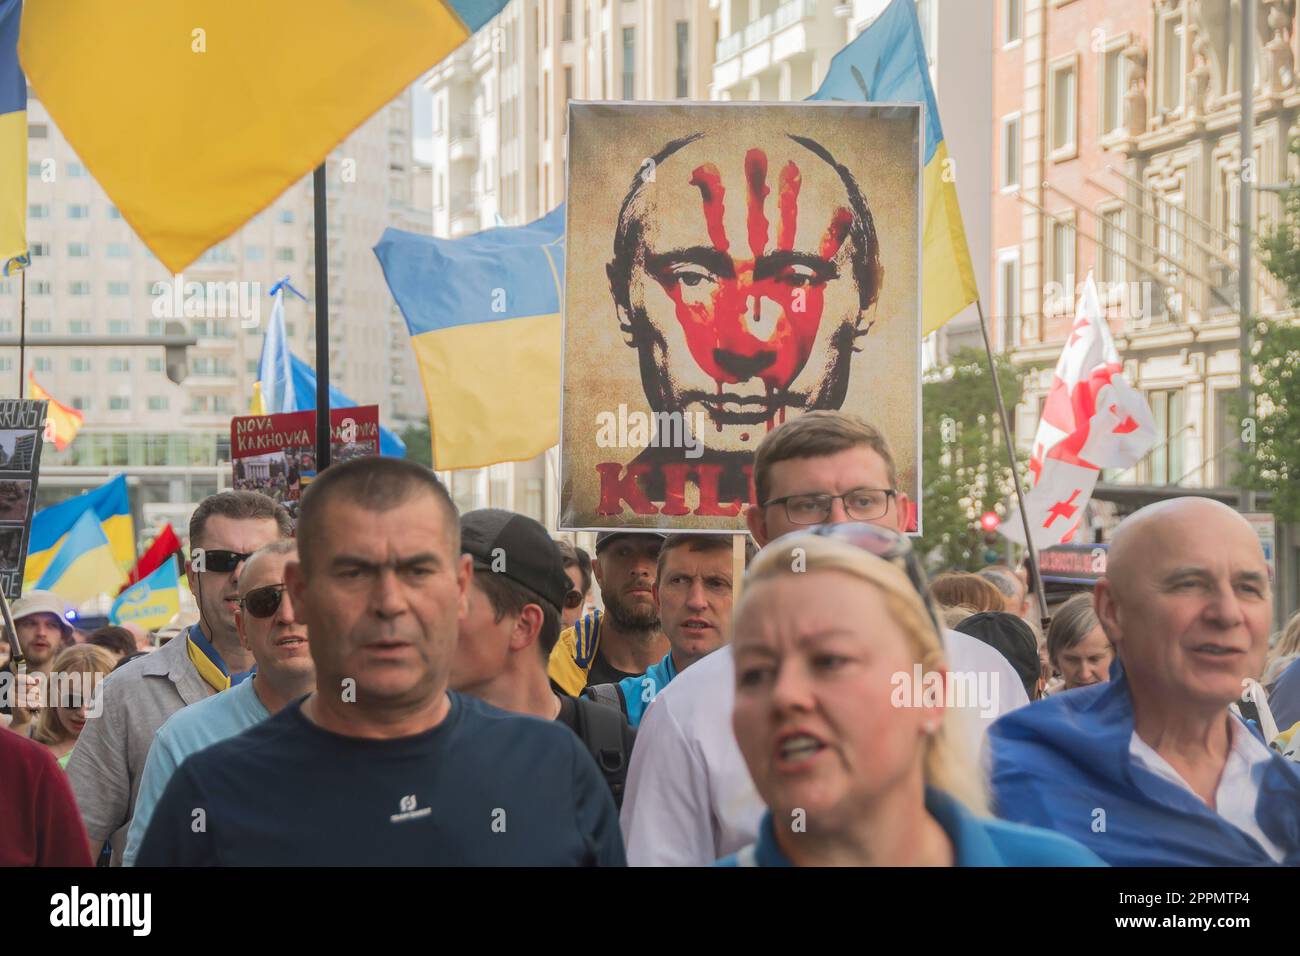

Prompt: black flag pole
[
  {"left": 974, "top": 298, "right": 1051, "bottom": 632},
  {"left": 313, "top": 163, "right": 331, "bottom": 472}
]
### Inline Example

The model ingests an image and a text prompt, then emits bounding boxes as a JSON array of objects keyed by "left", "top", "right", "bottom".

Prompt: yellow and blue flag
[
  {"left": 374, "top": 207, "right": 565, "bottom": 469},
  {"left": 33, "top": 507, "right": 126, "bottom": 604},
  {"left": 0, "top": 0, "right": 28, "bottom": 275},
  {"left": 17, "top": 0, "right": 511, "bottom": 274},
  {"left": 25, "top": 474, "right": 133, "bottom": 586},
  {"left": 109, "top": 556, "right": 179, "bottom": 632},
  {"left": 252, "top": 279, "right": 406, "bottom": 456},
  {"left": 809, "top": 0, "right": 978, "bottom": 335}
]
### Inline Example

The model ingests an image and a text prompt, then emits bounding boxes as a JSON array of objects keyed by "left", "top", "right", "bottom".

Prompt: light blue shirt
[
  {"left": 614, "top": 652, "right": 678, "bottom": 729},
  {"left": 123, "top": 676, "right": 270, "bottom": 866}
]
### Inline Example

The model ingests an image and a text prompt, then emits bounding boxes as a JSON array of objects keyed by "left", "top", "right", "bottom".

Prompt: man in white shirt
[
  {"left": 620, "top": 411, "right": 1029, "bottom": 866},
  {"left": 991, "top": 496, "right": 1300, "bottom": 865}
]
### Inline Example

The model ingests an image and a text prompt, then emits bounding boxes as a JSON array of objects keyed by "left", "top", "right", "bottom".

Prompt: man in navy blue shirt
[{"left": 137, "top": 457, "right": 624, "bottom": 866}]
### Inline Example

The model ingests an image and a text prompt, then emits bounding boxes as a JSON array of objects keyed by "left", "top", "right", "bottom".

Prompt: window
[
  {"left": 67, "top": 242, "right": 89, "bottom": 257},
  {"left": 67, "top": 161, "right": 85, "bottom": 178},
  {"left": 71, "top": 397, "right": 88, "bottom": 411},
  {"left": 109, "top": 395, "right": 131, "bottom": 411},
  {"left": 34, "top": 357, "right": 52, "bottom": 372},
  {"left": 27, "top": 161, "right": 41, "bottom": 177},
  {"left": 996, "top": 250, "right": 1021, "bottom": 349},
  {"left": 1156, "top": 191, "right": 1184, "bottom": 320},
  {"left": 28, "top": 122, "right": 47, "bottom": 138},
  {"left": 1003, "top": 0, "right": 1022, "bottom": 45},
  {"left": 1159, "top": 14, "right": 1184, "bottom": 113},
  {"left": 107, "top": 242, "right": 130, "bottom": 258},
  {"left": 245, "top": 245, "right": 264, "bottom": 261},
  {"left": 69, "top": 319, "right": 90, "bottom": 334},
  {"left": 70, "top": 357, "right": 91, "bottom": 373},
  {"left": 279, "top": 210, "right": 294, "bottom": 224},
  {"left": 67, "top": 204, "right": 89, "bottom": 219},
  {"left": 31, "top": 319, "right": 50, "bottom": 333},
  {"left": 108, "top": 206, "right": 123, "bottom": 220},
  {"left": 29, "top": 242, "right": 47, "bottom": 257},
  {"left": 1214, "top": 389, "right": 1241, "bottom": 485},
  {"left": 108, "top": 281, "right": 130, "bottom": 296},
  {"left": 676, "top": 21, "right": 690, "bottom": 98},
  {"left": 109, "top": 358, "right": 131, "bottom": 373},
  {"left": 109, "top": 320, "right": 130, "bottom": 335},
  {"left": 30, "top": 282, "right": 50, "bottom": 296},
  {"left": 1101, "top": 42, "right": 1130, "bottom": 135},
  {"left": 562, "top": 0, "right": 573, "bottom": 41},
  {"left": 69, "top": 281, "right": 91, "bottom": 296},
  {"left": 1048, "top": 215, "right": 1076, "bottom": 310},
  {"left": 0, "top": 358, "right": 10, "bottom": 372},
  {"left": 1145, "top": 389, "right": 1184, "bottom": 485},
  {"left": 1098, "top": 207, "right": 1125, "bottom": 285},
  {"left": 1000, "top": 115, "right": 1020, "bottom": 189},
  {"left": 563, "top": 67, "right": 573, "bottom": 133},
  {"left": 622, "top": 28, "right": 635, "bottom": 100},
  {"left": 1049, "top": 59, "right": 1077, "bottom": 158},
  {"left": 148, "top": 396, "right": 169, "bottom": 412},
  {"left": 147, "top": 357, "right": 163, "bottom": 372},
  {"left": 28, "top": 204, "right": 48, "bottom": 219},
  {"left": 148, "top": 319, "right": 164, "bottom": 336},
  {"left": 275, "top": 247, "right": 294, "bottom": 262}
]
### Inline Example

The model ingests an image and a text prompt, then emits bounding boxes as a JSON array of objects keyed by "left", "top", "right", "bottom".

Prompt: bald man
[{"left": 989, "top": 497, "right": 1300, "bottom": 865}]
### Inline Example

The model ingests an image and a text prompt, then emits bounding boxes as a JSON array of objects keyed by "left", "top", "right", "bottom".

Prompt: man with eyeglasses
[
  {"left": 620, "top": 411, "right": 1029, "bottom": 866},
  {"left": 67, "top": 490, "right": 291, "bottom": 866},
  {"left": 123, "top": 540, "right": 310, "bottom": 865}
]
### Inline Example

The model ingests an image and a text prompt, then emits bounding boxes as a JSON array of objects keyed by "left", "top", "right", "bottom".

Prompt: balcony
[
  {"left": 714, "top": 0, "right": 819, "bottom": 90},
  {"left": 448, "top": 117, "right": 478, "bottom": 164}
]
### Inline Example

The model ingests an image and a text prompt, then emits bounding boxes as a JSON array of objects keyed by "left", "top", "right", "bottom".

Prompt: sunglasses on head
[
  {"left": 240, "top": 584, "right": 286, "bottom": 619},
  {"left": 770, "top": 522, "right": 941, "bottom": 637},
  {"left": 193, "top": 549, "right": 253, "bottom": 573}
]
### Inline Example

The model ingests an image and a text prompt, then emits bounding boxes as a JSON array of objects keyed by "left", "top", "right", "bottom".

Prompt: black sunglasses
[
  {"left": 240, "top": 583, "right": 286, "bottom": 619},
  {"left": 192, "top": 549, "right": 254, "bottom": 573},
  {"left": 769, "top": 522, "right": 941, "bottom": 637},
  {"left": 564, "top": 589, "right": 585, "bottom": 611}
]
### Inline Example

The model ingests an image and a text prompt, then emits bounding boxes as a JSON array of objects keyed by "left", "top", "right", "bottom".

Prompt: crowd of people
[{"left": 3, "top": 408, "right": 1300, "bottom": 867}]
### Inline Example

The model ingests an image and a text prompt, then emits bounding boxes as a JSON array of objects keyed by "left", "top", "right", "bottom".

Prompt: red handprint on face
[{"left": 652, "top": 148, "right": 854, "bottom": 429}]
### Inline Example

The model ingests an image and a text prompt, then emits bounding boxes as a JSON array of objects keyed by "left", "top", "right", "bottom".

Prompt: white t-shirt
[
  {"left": 619, "top": 629, "right": 1030, "bottom": 866},
  {"left": 1129, "top": 717, "right": 1285, "bottom": 863}
]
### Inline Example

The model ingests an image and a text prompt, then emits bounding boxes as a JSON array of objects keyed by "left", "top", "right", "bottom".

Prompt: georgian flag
[{"left": 1002, "top": 274, "right": 1156, "bottom": 550}]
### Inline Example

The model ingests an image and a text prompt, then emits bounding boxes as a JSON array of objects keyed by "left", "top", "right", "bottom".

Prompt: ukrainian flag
[
  {"left": 0, "top": 0, "right": 28, "bottom": 275},
  {"left": 374, "top": 208, "right": 565, "bottom": 469},
  {"left": 109, "top": 557, "right": 179, "bottom": 631},
  {"left": 809, "top": 0, "right": 978, "bottom": 336},
  {"left": 17, "top": 0, "right": 511, "bottom": 274},
  {"left": 25, "top": 474, "right": 133, "bottom": 587},
  {"left": 33, "top": 508, "right": 126, "bottom": 604}
]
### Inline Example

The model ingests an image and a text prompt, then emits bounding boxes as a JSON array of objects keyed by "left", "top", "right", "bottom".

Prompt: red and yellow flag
[{"left": 28, "top": 372, "right": 83, "bottom": 451}]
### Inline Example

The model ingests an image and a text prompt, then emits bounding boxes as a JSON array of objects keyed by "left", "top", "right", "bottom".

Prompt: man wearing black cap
[
  {"left": 548, "top": 531, "right": 668, "bottom": 696},
  {"left": 452, "top": 510, "right": 637, "bottom": 806}
]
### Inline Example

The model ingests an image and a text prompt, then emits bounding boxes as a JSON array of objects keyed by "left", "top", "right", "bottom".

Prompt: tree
[
  {"left": 915, "top": 346, "right": 1031, "bottom": 572},
  {"left": 400, "top": 418, "right": 433, "bottom": 469},
  {"left": 1249, "top": 144, "right": 1300, "bottom": 522}
]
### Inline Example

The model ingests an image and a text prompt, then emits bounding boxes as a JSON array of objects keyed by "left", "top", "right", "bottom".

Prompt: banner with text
[{"left": 231, "top": 405, "right": 380, "bottom": 506}]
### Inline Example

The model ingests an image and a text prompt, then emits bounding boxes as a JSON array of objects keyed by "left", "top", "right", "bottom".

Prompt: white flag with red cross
[{"left": 1001, "top": 273, "right": 1156, "bottom": 550}]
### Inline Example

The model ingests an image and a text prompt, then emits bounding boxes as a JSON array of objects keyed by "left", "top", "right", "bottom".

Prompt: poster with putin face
[{"left": 560, "top": 102, "right": 921, "bottom": 533}]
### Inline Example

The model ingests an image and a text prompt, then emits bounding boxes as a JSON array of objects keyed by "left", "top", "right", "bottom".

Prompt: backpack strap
[
  {"left": 582, "top": 681, "right": 625, "bottom": 716},
  {"left": 572, "top": 695, "right": 633, "bottom": 808}
]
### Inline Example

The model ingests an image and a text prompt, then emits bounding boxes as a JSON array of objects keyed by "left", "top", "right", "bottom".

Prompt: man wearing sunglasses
[
  {"left": 620, "top": 411, "right": 1029, "bottom": 866},
  {"left": 67, "top": 491, "right": 291, "bottom": 866},
  {"left": 136, "top": 458, "right": 624, "bottom": 866},
  {"left": 123, "top": 540, "right": 310, "bottom": 865}
]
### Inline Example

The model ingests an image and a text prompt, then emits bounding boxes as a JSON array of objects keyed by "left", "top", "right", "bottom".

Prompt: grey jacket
[{"left": 66, "top": 626, "right": 212, "bottom": 865}]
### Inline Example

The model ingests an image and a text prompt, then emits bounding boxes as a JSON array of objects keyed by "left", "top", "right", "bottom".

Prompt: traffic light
[{"left": 979, "top": 511, "right": 1000, "bottom": 565}]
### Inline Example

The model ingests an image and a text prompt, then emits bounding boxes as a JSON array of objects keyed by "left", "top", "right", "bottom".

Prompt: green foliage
[
  {"left": 400, "top": 418, "right": 433, "bottom": 468},
  {"left": 916, "top": 346, "right": 1031, "bottom": 572},
  {"left": 1250, "top": 137, "right": 1300, "bottom": 522}
]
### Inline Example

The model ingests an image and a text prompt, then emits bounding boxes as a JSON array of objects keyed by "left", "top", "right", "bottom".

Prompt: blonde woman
[
  {"left": 1263, "top": 611, "right": 1300, "bottom": 688},
  {"left": 720, "top": 527, "right": 1103, "bottom": 867},
  {"left": 31, "top": 644, "right": 116, "bottom": 769}
]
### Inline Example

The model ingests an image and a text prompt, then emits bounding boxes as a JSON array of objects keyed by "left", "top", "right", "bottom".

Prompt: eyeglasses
[
  {"left": 769, "top": 522, "right": 940, "bottom": 638},
  {"left": 763, "top": 488, "right": 896, "bottom": 525},
  {"left": 564, "top": 589, "right": 585, "bottom": 611},
  {"left": 192, "top": 549, "right": 254, "bottom": 573},
  {"left": 240, "top": 584, "right": 286, "bottom": 619}
]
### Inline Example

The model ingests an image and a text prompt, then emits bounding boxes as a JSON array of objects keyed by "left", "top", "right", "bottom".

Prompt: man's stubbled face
[{"left": 618, "top": 136, "right": 872, "bottom": 456}]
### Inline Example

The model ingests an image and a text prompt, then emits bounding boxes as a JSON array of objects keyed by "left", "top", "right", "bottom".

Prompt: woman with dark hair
[{"left": 88, "top": 625, "right": 137, "bottom": 663}]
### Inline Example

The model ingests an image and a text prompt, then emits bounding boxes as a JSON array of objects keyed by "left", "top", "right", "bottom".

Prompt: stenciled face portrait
[
  {"left": 611, "top": 134, "right": 880, "bottom": 450},
  {"left": 562, "top": 103, "right": 920, "bottom": 531}
]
